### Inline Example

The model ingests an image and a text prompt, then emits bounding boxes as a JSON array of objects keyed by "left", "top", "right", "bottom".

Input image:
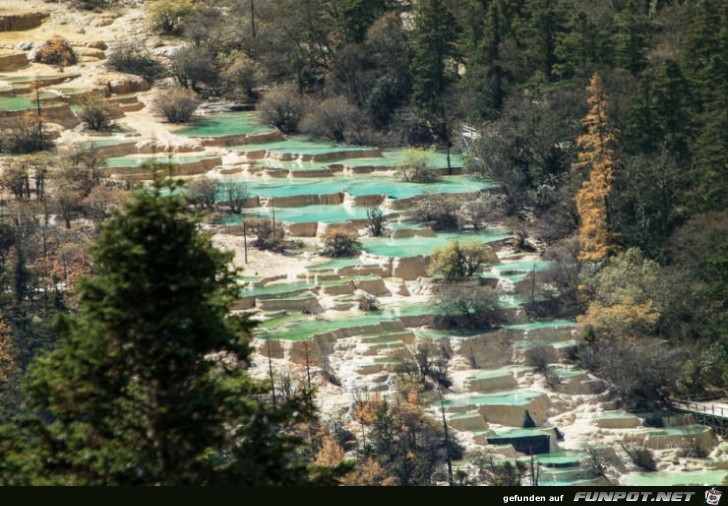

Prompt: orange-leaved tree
[
  {"left": 573, "top": 73, "right": 620, "bottom": 263},
  {"left": 35, "top": 36, "right": 78, "bottom": 71},
  {"left": 0, "top": 313, "right": 14, "bottom": 384}
]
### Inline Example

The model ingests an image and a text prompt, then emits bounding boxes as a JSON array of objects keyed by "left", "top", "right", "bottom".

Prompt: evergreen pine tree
[
  {"left": 623, "top": 73, "right": 658, "bottom": 155},
  {"left": 520, "top": 0, "right": 565, "bottom": 82},
  {"left": 690, "top": 4, "right": 728, "bottom": 212},
  {"left": 555, "top": 7, "right": 612, "bottom": 79},
  {"left": 624, "top": 60, "right": 693, "bottom": 160},
  {"left": 334, "top": 0, "right": 390, "bottom": 45},
  {"left": 679, "top": 0, "right": 721, "bottom": 108},
  {"left": 613, "top": 0, "right": 649, "bottom": 75},
  {"left": 411, "top": 0, "right": 459, "bottom": 145},
  {"left": 457, "top": 1, "right": 507, "bottom": 122},
  {"left": 0, "top": 175, "right": 321, "bottom": 485}
]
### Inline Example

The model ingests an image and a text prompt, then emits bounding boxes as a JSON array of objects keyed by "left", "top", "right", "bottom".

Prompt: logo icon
[{"left": 706, "top": 489, "right": 722, "bottom": 506}]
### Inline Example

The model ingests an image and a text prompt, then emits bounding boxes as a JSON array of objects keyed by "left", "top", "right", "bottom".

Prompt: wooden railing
[{"left": 673, "top": 399, "right": 728, "bottom": 418}]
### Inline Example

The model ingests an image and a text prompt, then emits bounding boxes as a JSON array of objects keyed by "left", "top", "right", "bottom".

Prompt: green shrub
[
  {"left": 300, "top": 97, "right": 359, "bottom": 142},
  {"left": 414, "top": 194, "right": 460, "bottom": 231},
  {"left": 106, "top": 42, "right": 167, "bottom": 83},
  {"left": 70, "top": 0, "right": 109, "bottom": 10},
  {"left": 319, "top": 231, "right": 361, "bottom": 258},
  {"left": 170, "top": 45, "right": 221, "bottom": 92},
  {"left": 153, "top": 87, "right": 199, "bottom": 123},
  {"left": 77, "top": 95, "right": 115, "bottom": 131},
  {"left": 246, "top": 218, "right": 299, "bottom": 252},
  {"left": 579, "top": 336, "right": 687, "bottom": 410},
  {"left": 676, "top": 438, "right": 708, "bottom": 459},
  {"left": 428, "top": 240, "right": 497, "bottom": 282},
  {"left": 221, "top": 182, "right": 250, "bottom": 215},
  {"left": 524, "top": 345, "right": 558, "bottom": 374},
  {"left": 0, "top": 118, "right": 52, "bottom": 154},
  {"left": 395, "top": 341, "right": 451, "bottom": 390},
  {"left": 221, "top": 56, "right": 258, "bottom": 101},
  {"left": 433, "top": 285, "right": 506, "bottom": 332},
  {"left": 187, "top": 177, "right": 219, "bottom": 211},
  {"left": 147, "top": 0, "right": 194, "bottom": 35},
  {"left": 366, "top": 207, "right": 386, "bottom": 237},
  {"left": 525, "top": 345, "right": 561, "bottom": 390},
  {"left": 397, "top": 147, "right": 441, "bottom": 183},
  {"left": 621, "top": 444, "right": 657, "bottom": 472},
  {"left": 258, "top": 85, "right": 307, "bottom": 134},
  {"left": 358, "top": 294, "right": 379, "bottom": 312}
]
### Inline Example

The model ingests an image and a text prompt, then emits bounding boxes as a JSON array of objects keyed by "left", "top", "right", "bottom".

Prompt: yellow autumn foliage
[
  {"left": 0, "top": 314, "right": 14, "bottom": 384},
  {"left": 573, "top": 73, "right": 620, "bottom": 263},
  {"left": 578, "top": 296, "right": 660, "bottom": 341},
  {"left": 343, "top": 458, "right": 396, "bottom": 486},
  {"left": 352, "top": 393, "right": 381, "bottom": 426},
  {"left": 314, "top": 436, "right": 346, "bottom": 467}
]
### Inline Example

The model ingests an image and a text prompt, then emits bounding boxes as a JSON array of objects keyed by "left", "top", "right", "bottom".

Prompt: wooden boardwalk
[{"left": 672, "top": 399, "right": 728, "bottom": 437}]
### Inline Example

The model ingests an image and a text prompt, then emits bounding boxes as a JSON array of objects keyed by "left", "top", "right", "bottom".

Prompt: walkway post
[{"left": 242, "top": 218, "right": 248, "bottom": 264}]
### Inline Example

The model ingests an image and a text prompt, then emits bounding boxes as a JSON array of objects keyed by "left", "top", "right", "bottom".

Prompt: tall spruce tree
[
  {"left": 411, "top": 0, "right": 459, "bottom": 150},
  {"left": 690, "top": 3, "right": 728, "bottom": 212},
  {"left": 333, "top": 0, "right": 390, "bottom": 45},
  {"left": 555, "top": 8, "right": 611, "bottom": 79},
  {"left": 679, "top": 0, "right": 722, "bottom": 108},
  {"left": 624, "top": 60, "right": 693, "bottom": 160},
  {"left": 613, "top": 0, "right": 649, "bottom": 75},
  {"left": 457, "top": 0, "right": 507, "bottom": 122},
  {"left": 520, "top": 0, "right": 564, "bottom": 82},
  {"left": 0, "top": 175, "right": 320, "bottom": 485}
]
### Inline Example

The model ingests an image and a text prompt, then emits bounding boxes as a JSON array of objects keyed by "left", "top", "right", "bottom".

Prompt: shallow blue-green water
[{"left": 221, "top": 175, "right": 493, "bottom": 200}]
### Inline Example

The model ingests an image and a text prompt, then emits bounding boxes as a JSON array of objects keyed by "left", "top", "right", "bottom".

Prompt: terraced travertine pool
[
  {"left": 306, "top": 257, "right": 383, "bottom": 272},
  {"left": 533, "top": 451, "right": 585, "bottom": 467},
  {"left": 246, "top": 150, "right": 465, "bottom": 174},
  {"left": 492, "top": 259, "right": 551, "bottom": 273},
  {"left": 352, "top": 149, "right": 464, "bottom": 168},
  {"left": 230, "top": 138, "right": 377, "bottom": 154},
  {"left": 504, "top": 319, "right": 576, "bottom": 331},
  {"left": 465, "top": 366, "right": 528, "bottom": 379},
  {"left": 0, "top": 75, "right": 65, "bottom": 84},
  {"left": 620, "top": 470, "right": 728, "bottom": 486},
  {"left": 53, "top": 87, "right": 87, "bottom": 96},
  {"left": 231, "top": 204, "right": 392, "bottom": 224},
  {"left": 86, "top": 139, "right": 134, "bottom": 148},
  {"left": 220, "top": 174, "right": 493, "bottom": 200},
  {"left": 258, "top": 300, "right": 437, "bottom": 340},
  {"left": 175, "top": 111, "right": 273, "bottom": 137},
  {"left": 490, "top": 427, "right": 555, "bottom": 439},
  {"left": 390, "top": 301, "right": 437, "bottom": 317},
  {"left": 552, "top": 366, "right": 586, "bottom": 378},
  {"left": 497, "top": 294, "right": 525, "bottom": 309},
  {"left": 645, "top": 424, "right": 713, "bottom": 436},
  {"left": 539, "top": 467, "right": 596, "bottom": 486},
  {"left": 361, "top": 230, "right": 509, "bottom": 258},
  {"left": 240, "top": 280, "right": 315, "bottom": 298},
  {"left": 255, "top": 159, "right": 336, "bottom": 172},
  {"left": 315, "top": 275, "right": 365, "bottom": 287},
  {"left": 415, "top": 328, "right": 493, "bottom": 339},
  {"left": 0, "top": 92, "right": 59, "bottom": 111},
  {"left": 257, "top": 312, "right": 401, "bottom": 341},
  {"left": 593, "top": 411, "right": 637, "bottom": 419},
  {"left": 255, "top": 312, "right": 309, "bottom": 330},
  {"left": 105, "top": 155, "right": 215, "bottom": 168},
  {"left": 441, "top": 391, "right": 544, "bottom": 408}
]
